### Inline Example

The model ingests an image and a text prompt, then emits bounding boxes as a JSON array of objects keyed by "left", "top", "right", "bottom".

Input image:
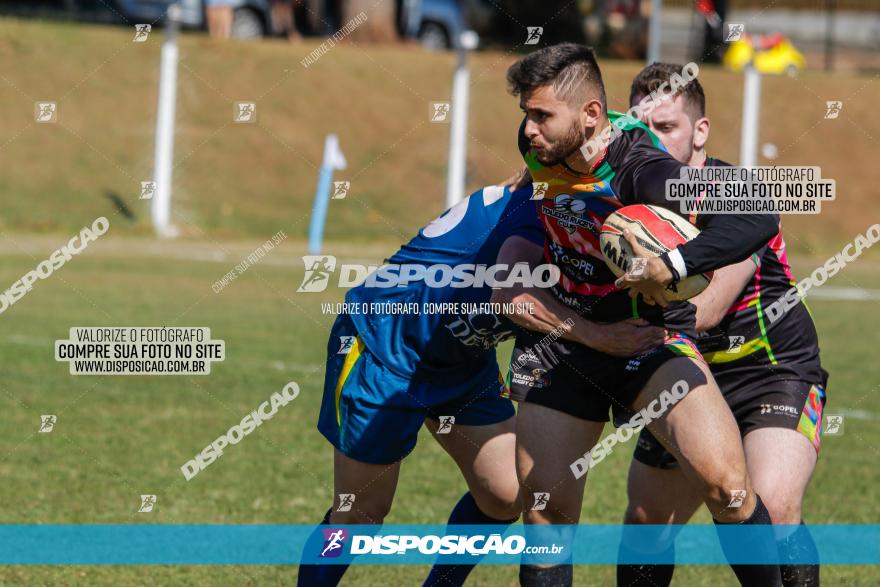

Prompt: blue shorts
[{"left": 317, "top": 314, "right": 514, "bottom": 465}]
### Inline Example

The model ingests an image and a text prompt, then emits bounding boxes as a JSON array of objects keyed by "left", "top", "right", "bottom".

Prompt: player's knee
[
  {"left": 761, "top": 493, "right": 803, "bottom": 525},
  {"left": 524, "top": 509, "right": 569, "bottom": 525},
  {"left": 623, "top": 502, "right": 669, "bottom": 525},
  {"left": 522, "top": 498, "right": 579, "bottom": 525},
  {"left": 330, "top": 499, "right": 393, "bottom": 525},
  {"left": 703, "top": 471, "right": 750, "bottom": 511},
  {"left": 473, "top": 486, "right": 521, "bottom": 521}
]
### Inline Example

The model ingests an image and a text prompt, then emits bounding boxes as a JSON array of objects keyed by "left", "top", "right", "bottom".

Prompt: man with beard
[{"left": 500, "top": 43, "right": 783, "bottom": 586}]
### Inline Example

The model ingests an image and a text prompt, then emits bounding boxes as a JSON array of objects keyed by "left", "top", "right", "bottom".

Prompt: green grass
[{"left": 1, "top": 236, "right": 878, "bottom": 585}]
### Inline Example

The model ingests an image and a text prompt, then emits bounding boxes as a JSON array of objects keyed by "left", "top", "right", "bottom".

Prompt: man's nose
[{"left": 523, "top": 118, "right": 540, "bottom": 139}]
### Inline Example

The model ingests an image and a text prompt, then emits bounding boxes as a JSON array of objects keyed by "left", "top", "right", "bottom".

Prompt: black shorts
[
  {"left": 506, "top": 328, "right": 704, "bottom": 422},
  {"left": 634, "top": 373, "right": 829, "bottom": 469}
]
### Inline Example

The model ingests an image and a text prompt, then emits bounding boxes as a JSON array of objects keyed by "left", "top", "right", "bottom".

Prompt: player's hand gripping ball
[{"left": 600, "top": 204, "right": 713, "bottom": 305}]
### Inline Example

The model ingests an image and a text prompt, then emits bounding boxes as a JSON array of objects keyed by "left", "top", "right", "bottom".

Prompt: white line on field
[
  {"left": 270, "top": 360, "right": 323, "bottom": 373},
  {"left": 837, "top": 409, "right": 877, "bottom": 421},
  {"left": 809, "top": 286, "right": 880, "bottom": 301}
]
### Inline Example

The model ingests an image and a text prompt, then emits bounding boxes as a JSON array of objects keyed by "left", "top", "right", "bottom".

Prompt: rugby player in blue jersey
[{"left": 297, "top": 184, "right": 664, "bottom": 587}]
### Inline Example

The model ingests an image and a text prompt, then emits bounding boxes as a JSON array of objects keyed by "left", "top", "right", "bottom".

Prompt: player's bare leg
[
  {"left": 632, "top": 357, "right": 781, "bottom": 585},
  {"left": 297, "top": 451, "right": 402, "bottom": 586},
  {"left": 618, "top": 427, "right": 820, "bottom": 586},
  {"left": 624, "top": 462, "right": 702, "bottom": 525},
  {"left": 330, "top": 449, "right": 401, "bottom": 524},
  {"left": 423, "top": 417, "right": 521, "bottom": 586},
  {"left": 517, "top": 403, "right": 605, "bottom": 524},
  {"left": 745, "top": 428, "right": 819, "bottom": 586},
  {"left": 618, "top": 461, "right": 702, "bottom": 585},
  {"left": 632, "top": 358, "right": 753, "bottom": 520},
  {"left": 516, "top": 403, "right": 605, "bottom": 585},
  {"left": 427, "top": 416, "right": 521, "bottom": 520}
]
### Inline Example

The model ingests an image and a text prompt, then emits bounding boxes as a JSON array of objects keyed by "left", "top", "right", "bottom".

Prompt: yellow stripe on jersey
[
  {"left": 334, "top": 336, "right": 365, "bottom": 426},
  {"left": 702, "top": 336, "right": 766, "bottom": 364}
]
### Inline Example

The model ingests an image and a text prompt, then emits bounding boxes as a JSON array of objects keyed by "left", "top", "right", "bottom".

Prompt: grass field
[
  {"left": 1, "top": 234, "right": 879, "bottom": 585},
  {"left": 1, "top": 14, "right": 879, "bottom": 587}
]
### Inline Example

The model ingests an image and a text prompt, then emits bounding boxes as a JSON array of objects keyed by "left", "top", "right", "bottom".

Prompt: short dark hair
[
  {"left": 629, "top": 62, "right": 706, "bottom": 120},
  {"left": 507, "top": 43, "right": 606, "bottom": 110}
]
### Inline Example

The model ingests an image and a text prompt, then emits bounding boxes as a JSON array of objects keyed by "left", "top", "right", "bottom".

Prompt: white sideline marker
[
  {"left": 151, "top": 4, "right": 181, "bottom": 239},
  {"left": 445, "top": 31, "right": 479, "bottom": 210},
  {"left": 739, "top": 64, "right": 762, "bottom": 168},
  {"left": 646, "top": 0, "right": 663, "bottom": 65}
]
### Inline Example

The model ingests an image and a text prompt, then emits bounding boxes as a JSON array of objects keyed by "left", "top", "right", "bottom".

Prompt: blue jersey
[{"left": 345, "top": 185, "right": 543, "bottom": 383}]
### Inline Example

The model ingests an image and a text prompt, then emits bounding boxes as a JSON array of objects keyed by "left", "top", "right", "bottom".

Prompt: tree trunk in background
[{"left": 342, "top": 0, "right": 399, "bottom": 43}]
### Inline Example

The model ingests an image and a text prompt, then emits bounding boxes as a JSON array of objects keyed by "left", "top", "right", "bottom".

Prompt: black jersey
[
  {"left": 519, "top": 112, "right": 778, "bottom": 325},
  {"left": 693, "top": 157, "right": 824, "bottom": 391}
]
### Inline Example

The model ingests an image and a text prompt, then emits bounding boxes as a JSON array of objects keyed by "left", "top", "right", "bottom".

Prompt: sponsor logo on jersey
[
  {"left": 549, "top": 242, "right": 597, "bottom": 279},
  {"left": 511, "top": 367, "right": 550, "bottom": 389},
  {"left": 759, "top": 403, "right": 799, "bottom": 417},
  {"left": 541, "top": 195, "right": 597, "bottom": 235}
]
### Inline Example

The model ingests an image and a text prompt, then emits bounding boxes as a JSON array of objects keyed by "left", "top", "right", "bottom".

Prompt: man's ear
[
  {"left": 693, "top": 116, "right": 710, "bottom": 151},
  {"left": 581, "top": 99, "right": 604, "bottom": 130}
]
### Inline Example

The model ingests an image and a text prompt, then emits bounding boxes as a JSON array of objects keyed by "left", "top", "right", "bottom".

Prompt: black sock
[
  {"left": 519, "top": 564, "right": 573, "bottom": 587},
  {"left": 422, "top": 492, "right": 517, "bottom": 587},
  {"left": 296, "top": 508, "right": 350, "bottom": 587},
  {"left": 778, "top": 521, "right": 820, "bottom": 586},
  {"left": 713, "top": 494, "right": 782, "bottom": 586},
  {"left": 616, "top": 540, "right": 675, "bottom": 587}
]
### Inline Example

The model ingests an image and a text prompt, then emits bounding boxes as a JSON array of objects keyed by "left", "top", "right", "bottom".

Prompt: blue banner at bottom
[{"left": 0, "top": 524, "right": 877, "bottom": 565}]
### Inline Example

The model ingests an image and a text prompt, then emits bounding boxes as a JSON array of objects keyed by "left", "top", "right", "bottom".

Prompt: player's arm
[
  {"left": 691, "top": 256, "right": 757, "bottom": 331},
  {"left": 628, "top": 147, "right": 777, "bottom": 274},
  {"left": 613, "top": 138, "right": 777, "bottom": 303},
  {"left": 491, "top": 235, "right": 665, "bottom": 357}
]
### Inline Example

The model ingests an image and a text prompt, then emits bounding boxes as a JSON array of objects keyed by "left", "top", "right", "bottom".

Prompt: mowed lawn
[{"left": 0, "top": 236, "right": 878, "bottom": 585}]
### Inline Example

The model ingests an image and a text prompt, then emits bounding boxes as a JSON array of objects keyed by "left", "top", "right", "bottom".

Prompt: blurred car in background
[
  {"left": 723, "top": 33, "right": 806, "bottom": 76},
  {"left": 0, "top": 0, "right": 271, "bottom": 38},
  {"left": 400, "top": 0, "right": 493, "bottom": 50},
  {"left": 117, "top": 0, "right": 270, "bottom": 39}
]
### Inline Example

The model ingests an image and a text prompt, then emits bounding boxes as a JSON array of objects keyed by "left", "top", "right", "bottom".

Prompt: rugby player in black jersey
[
  {"left": 615, "top": 62, "right": 826, "bottom": 587},
  {"left": 496, "top": 44, "right": 783, "bottom": 586}
]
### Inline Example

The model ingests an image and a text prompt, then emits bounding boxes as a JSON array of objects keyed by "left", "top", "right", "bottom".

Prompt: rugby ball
[{"left": 599, "top": 204, "right": 712, "bottom": 301}]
